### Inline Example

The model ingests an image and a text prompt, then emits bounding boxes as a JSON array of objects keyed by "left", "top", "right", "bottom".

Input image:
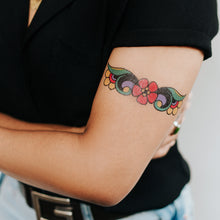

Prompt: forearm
[
  {"left": 0, "top": 127, "right": 105, "bottom": 205},
  {"left": 0, "top": 124, "right": 161, "bottom": 207},
  {"left": 0, "top": 112, "right": 85, "bottom": 133}
]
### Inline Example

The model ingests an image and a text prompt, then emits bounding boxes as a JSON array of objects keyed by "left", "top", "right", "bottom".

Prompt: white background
[{"left": 179, "top": 1, "right": 220, "bottom": 218}]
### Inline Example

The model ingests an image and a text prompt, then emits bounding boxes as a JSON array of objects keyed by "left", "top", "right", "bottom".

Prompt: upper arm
[
  {"left": 75, "top": 0, "right": 218, "bottom": 206},
  {"left": 80, "top": 46, "right": 204, "bottom": 205}
]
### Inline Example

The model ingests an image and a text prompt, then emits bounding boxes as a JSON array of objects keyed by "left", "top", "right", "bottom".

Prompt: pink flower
[{"left": 132, "top": 79, "right": 158, "bottom": 105}]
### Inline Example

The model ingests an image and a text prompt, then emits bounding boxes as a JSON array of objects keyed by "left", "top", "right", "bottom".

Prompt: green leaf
[
  {"left": 167, "top": 88, "right": 185, "bottom": 101},
  {"left": 108, "top": 63, "right": 132, "bottom": 76}
]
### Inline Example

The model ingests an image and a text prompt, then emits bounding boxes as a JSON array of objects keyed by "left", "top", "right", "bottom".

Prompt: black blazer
[{"left": 0, "top": 0, "right": 219, "bottom": 214}]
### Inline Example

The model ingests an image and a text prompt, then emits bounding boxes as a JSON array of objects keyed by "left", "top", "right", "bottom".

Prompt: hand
[{"left": 152, "top": 93, "right": 192, "bottom": 159}]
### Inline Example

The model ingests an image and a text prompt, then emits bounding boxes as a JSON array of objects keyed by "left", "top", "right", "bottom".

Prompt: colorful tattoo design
[{"left": 103, "top": 63, "right": 186, "bottom": 116}]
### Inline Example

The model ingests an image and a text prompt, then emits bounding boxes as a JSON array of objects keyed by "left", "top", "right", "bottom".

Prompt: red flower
[{"left": 132, "top": 79, "right": 158, "bottom": 105}]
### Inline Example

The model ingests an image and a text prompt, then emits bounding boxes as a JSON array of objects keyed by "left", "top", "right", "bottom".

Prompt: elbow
[
  {"left": 89, "top": 188, "right": 128, "bottom": 207},
  {"left": 65, "top": 170, "right": 130, "bottom": 207},
  {"left": 73, "top": 134, "right": 139, "bottom": 207},
  {"left": 85, "top": 175, "right": 133, "bottom": 207},
  {"left": 67, "top": 175, "right": 130, "bottom": 207},
  {"left": 86, "top": 171, "right": 134, "bottom": 207},
  {"left": 67, "top": 185, "right": 127, "bottom": 207},
  {"left": 99, "top": 199, "right": 123, "bottom": 208},
  {"left": 99, "top": 188, "right": 130, "bottom": 207}
]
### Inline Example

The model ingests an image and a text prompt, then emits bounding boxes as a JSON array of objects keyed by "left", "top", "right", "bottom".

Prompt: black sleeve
[{"left": 112, "top": 0, "right": 219, "bottom": 60}]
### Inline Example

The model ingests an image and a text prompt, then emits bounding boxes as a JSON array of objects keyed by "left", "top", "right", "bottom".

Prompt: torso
[
  {"left": 0, "top": 1, "right": 191, "bottom": 212},
  {"left": 28, "top": 0, "right": 42, "bottom": 27}
]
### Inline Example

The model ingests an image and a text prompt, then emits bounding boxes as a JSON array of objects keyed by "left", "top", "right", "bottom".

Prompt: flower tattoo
[
  {"left": 132, "top": 79, "right": 158, "bottom": 105},
  {"left": 103, "top": 63, "right": 186, "bottom": 116}
]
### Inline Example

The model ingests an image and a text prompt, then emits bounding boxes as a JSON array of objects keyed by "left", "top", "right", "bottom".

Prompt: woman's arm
[
  {"left": 0, "top": 112, "right": 86, "bottom": 133},
  {"left": 0, "top": 111, "right": 185, "bottom": 159},
  {"left": 0, "top": 46, "right": 204, "bottom": 206},
  {"left": 0, "top": 106, "right": 186, "bottom": 160}
]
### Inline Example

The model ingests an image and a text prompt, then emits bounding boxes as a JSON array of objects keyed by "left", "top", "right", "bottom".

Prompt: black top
[{"left": 0, "top": 0, "right": 219, "bottom": 215}]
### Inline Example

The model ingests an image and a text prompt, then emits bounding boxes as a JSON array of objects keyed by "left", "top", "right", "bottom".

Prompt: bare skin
[
  {"left": 28, "top": 0, "right": 42, "bottom": 27},
  {"left": 0, "top": 46, "right": 203, "bottom": 207}
]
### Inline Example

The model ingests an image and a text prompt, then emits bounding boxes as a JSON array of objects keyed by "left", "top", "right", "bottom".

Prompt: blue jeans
[
  {"left": 0, "top": 175, "right": 194, "bottom": 220},
  {"left": 0, "top": 174, "right": 36, "bottom": 220},
  {"left": 116, "top": 184, "right": 194, "bottom": 220}
]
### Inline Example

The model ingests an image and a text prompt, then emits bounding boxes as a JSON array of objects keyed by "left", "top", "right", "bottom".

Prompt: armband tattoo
[{"left": 103, "top": 63, "right": 186, "bottom": 116}]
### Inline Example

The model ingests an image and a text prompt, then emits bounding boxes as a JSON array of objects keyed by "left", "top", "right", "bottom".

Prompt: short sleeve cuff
[{"left": 112, "top": 28, "right": 213, "bottom": 61}]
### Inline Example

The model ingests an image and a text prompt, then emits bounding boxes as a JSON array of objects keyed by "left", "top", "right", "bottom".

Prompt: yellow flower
[
  {"left": 103, "top": 70, "right": 116, "bottom": 90},
  {"left": 166, "top": 101, "right": 183, "bottom": 115}
]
